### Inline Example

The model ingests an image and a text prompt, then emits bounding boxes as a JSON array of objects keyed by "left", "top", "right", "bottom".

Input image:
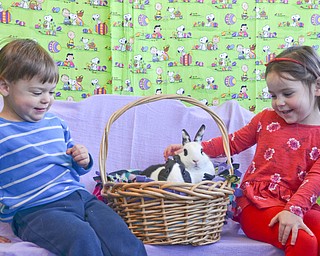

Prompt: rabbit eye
[
  {"left": 184, "top": 149, "right": 188, "bottom": 156},
  {"left": 201, "top": 148, "right": 203, "bottom": 155}
]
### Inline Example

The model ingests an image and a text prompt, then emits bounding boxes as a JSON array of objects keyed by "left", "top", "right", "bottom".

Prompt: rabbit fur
[
  {"left": 142, "top": 124, "right": 214, "bottom": 183},
  {"left": 141, "top": 155, "right": 192, "bottom": 183},
  {"left": 178, "top": 124, "right": 215, "bottom": 183}
]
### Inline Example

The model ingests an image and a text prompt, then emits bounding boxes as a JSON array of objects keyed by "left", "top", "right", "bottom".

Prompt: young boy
[{"left": 0, "top": 38, "right": 147, "bottom": 256}]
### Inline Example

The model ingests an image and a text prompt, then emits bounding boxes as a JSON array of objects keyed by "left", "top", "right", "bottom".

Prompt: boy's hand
[
  {"left": 66, "top": 144, "right": 90, "bottom": 169},
  {"left": 269, "top": 210, "right": 314, "bottom": 246},
  {"left": 163, "top": 144, "right": 183, "bottom": 160},
  {"left": 0, "top": 236, "right": 11, "bottom": 243}
]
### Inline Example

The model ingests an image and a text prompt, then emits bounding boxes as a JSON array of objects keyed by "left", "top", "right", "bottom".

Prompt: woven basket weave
[{"left": 99, "top": 94, "right": 234, "bottom": 246}]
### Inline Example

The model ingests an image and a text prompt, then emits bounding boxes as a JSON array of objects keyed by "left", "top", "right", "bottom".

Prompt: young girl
[
  {"left": 164, "top": 45, "right": 320, "bottom": 256},
  {"left": 0, "top": 39, "right": 147, "bottom": 256}
]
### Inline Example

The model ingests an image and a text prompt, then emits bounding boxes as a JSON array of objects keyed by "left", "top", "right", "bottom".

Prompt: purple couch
[{"left": 0, "top": 95, "right": 284, "bottom": 256}]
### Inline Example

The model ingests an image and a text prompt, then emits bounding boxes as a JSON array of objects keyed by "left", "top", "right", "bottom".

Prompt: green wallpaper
[{"left": 0, "top": 0, "right": 319, "bottom": 113}]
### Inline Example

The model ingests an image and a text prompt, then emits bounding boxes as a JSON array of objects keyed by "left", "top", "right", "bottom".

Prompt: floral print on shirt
[
  {"left": 290, "top": 205, "right": 303, "bottom": 218},
  {"left": 264, "top": 148, "right": 275, "bottom": 161},
  {"left": 266, "top": 122, "right": 281, "bottom": 132},
  {"left": 269, "top": 173, "right": 281, "bottom": 191},
  {"left": 287, "top": 138, "right": 301, "bottom": 151},
  {"left": 310, "top": 147, "right": 320, "bottom": 161}
]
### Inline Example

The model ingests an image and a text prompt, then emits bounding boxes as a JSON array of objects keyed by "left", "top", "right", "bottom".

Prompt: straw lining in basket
[{"left": 99, "top": 94, "right": 234, "bottom": 246}]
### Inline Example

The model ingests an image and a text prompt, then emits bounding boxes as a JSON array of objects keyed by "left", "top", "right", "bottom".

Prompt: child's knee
[{"left": 286, "top": 231, "right": 318, "bottom": 256}]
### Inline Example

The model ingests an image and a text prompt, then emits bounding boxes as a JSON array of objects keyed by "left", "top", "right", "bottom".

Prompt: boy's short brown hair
[{"left": 0, "top": 38, "right": 59, "bottom": 84}]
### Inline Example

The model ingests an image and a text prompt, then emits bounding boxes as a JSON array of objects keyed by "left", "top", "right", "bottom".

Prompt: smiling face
[
  {"left": 0, "top": 76, "right": 56, "bottom": 122},
  {"left": 267, "top": 71, "right": 320, "bottom": 125}
]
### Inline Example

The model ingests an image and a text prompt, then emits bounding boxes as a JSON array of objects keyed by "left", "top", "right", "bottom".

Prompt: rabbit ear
[
  {"left": 182, "top": 129, "right": 191, "bottom": 145},
  {"left": 194, "top": 124, "right": 206, "bottom": 142}
]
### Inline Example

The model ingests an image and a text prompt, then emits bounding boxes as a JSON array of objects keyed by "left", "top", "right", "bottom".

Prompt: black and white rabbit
[
  {"left": 178, "top": 124, "right": 215, "bottom": 183},
  {"left": 142, "top": 124, "right": 214, "bottom": 183},
  {"left": 141, "top": 155, "right": 192, "bottom": 183}
]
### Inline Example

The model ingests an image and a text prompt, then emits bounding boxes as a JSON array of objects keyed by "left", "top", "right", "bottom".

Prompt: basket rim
[{"left": 103, "top": 180, "right": 234, "bottom": 200}]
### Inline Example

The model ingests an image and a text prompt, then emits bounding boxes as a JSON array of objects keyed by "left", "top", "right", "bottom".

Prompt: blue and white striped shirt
[{"left": 0, "top": 113, "right": 92, "bottom": 222}]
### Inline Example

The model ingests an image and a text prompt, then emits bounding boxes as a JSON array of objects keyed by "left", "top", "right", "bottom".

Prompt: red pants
[{"left": 240, "top": 205, "right": 320, "bottom": 256}]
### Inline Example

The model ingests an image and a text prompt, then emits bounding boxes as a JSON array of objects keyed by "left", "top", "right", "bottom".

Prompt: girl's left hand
[
  {"left": 269, "top": 210, "right": 314, "bottom": 246},
  {"left": 66, "top": 144, "right": 90, "bottom": 169}
]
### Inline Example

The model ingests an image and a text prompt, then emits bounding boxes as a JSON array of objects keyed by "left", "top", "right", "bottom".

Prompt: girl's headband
[
  {"left": 265, "top": 57, "right": 319, "bottom": 79},
  {"left": 265, "top": 57, "right": 304, "bottom": 67}
]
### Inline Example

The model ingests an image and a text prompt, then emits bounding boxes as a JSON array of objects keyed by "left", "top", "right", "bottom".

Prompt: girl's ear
[
  {"left": 315, "top": 77, "right": 320, "bottom": 96},
  {"left": 0, "top": 79, "right": 9, "bottom": 97}
]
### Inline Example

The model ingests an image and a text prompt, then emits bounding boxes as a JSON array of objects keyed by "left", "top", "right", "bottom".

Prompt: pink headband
[
  {"left": 265, "top": 57, "right": 304, "bottom": 67},
  {"left": 265, "top": 57, "right": 319, "bottom": 79}
]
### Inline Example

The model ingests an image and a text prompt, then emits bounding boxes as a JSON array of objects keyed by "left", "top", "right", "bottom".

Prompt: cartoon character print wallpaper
[{"left": 0, "top": 0, "right": 319, "bottom": 112}]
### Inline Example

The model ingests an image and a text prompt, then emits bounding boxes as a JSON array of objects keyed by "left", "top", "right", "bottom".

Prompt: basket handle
[{"left": 99, "top": 94, "right": 233, "bottom": 185}]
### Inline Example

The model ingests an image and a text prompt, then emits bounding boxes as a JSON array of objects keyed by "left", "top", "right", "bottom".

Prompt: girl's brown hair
[
  {"left": 0, "top": 38, "right": 59, "bottom": 84},
  {"left": 265, "top": 45, "right": 320, "bottom": 109}
]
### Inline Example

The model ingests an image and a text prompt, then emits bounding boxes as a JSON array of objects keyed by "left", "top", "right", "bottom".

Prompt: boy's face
[{"left": 0, "top": 76, "right": 56, "bottom": 122}]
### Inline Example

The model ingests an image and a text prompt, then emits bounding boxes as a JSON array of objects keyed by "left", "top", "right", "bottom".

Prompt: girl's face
[
  {"left": 267, "top": 72, "right": 320, "bottom": 125},
  {"left": 0, "top": 76, "right": 56, "bottom": 122}
]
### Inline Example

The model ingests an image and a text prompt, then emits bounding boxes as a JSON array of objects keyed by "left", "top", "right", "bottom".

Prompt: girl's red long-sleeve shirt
[{"left": 202, "top": 108, "right": 320, "bottom": 218}]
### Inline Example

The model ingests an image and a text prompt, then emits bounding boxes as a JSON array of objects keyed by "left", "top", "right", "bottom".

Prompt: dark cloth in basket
[{"left": 93, "top": 169, "right": 148, "bottom": 202}]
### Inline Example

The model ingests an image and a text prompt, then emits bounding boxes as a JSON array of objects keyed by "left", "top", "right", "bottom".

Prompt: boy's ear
[{"left": 0, "top": 79, "right": 9, "bottom": 96}]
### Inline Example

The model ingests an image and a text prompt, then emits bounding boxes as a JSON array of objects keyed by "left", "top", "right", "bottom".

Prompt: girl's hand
[
  {"left": 0, "top": 236, "right": 11, "bottom": 243},
  {"left": 163, "top": 144, "right": 183, "bottom": 160},
  {"left": 66, "top": 144, "right": 90, "bottom": 169},
  {"left": 269, "top": 210, "right": 314, "bottom": 246}
]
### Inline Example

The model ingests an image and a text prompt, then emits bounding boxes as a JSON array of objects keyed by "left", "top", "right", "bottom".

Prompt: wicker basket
[{"left": 99, "top": 94, "right": 234, "bottom": 246}]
